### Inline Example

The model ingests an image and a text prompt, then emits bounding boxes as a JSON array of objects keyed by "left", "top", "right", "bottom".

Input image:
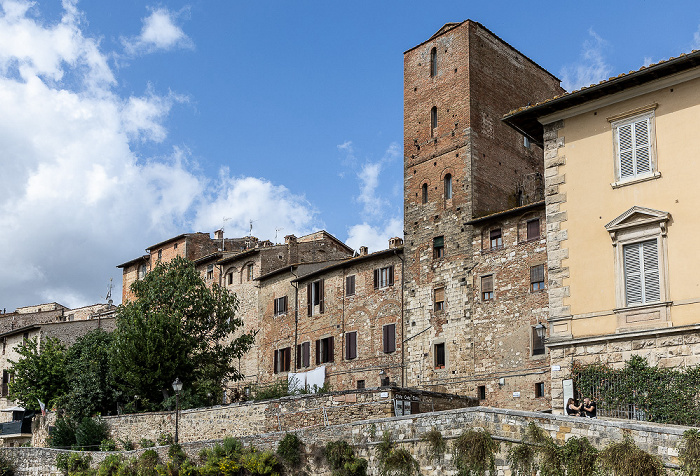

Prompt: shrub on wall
[
  {"left": 376, "top": 431, "right": 419, "bottom": 476},
  {"left": 597, "top": 438, "right": 664, "bottom": 476},
  {"left": 680, "top": 428, "right": 700, "bottom": 476},
  {"left": 561, "top": 436, "right": 598, "bottom": 476},
  {"left": 452, "top": 429, "right": 498, "bottom": 476},
  {"left": 276, "top": 433, "right": 304, "bottom": 468},
  {"left": 0, "top": 453, "right": 14, "bottom": 476},
  {"left": 324, "top": 440, "right": 368, "bottom": 476},
  {"left": 421, "top": 427, "right": 446, "bottom": 464}
]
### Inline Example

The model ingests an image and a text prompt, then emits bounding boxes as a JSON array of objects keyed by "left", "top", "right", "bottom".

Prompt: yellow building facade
[{"left": 505, "top": 51, "right": 700, "bottom": 413}]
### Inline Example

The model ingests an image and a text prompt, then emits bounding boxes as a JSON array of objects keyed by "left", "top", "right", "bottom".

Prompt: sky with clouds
[{"left": 1, "top": 0, "right": 700, "bottom": 311}]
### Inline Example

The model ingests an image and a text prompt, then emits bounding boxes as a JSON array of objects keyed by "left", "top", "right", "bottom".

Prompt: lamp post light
[
  {"left": 172, "top": 378, "right": 183, "bottom": 443},
  {"left": 534, "top": 322, "right": 546, "bottom": 340}
]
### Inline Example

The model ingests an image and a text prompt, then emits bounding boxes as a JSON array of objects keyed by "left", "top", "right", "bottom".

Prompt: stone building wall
[
  {"left": 402, "top": 21, "right": 563, "bottom": 401},
  {"left": 13, "top": 405, "right": 686, "bottom": 475}
]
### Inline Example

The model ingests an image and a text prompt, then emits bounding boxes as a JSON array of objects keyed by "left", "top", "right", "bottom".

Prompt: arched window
[
  {"left": 421, "top": 183, "right": 428, "bottom": 204},
  {"left": 430, "top": 47, "right": 437, "bottom": 77},
  {"left": 430, "top": 106, "right": 437, "bottom": 137},
  {"left": 444, "top": 174, "right": 452, "bottom": 199}
]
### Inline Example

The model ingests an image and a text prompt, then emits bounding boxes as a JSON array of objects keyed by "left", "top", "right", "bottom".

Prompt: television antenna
[
  {"left": 275, "top": 227, "right": 284, "bottom": 244},
  {"left": 105, "top": 278, "right": 114, "bottom": 306}
]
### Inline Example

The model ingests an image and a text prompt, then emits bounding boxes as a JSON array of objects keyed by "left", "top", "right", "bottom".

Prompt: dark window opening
[
  {"left": 481, "top": 275, "right": 494, "bottom": 301},
  {"left": 535, "top": 382, "right": 545, "bottom": 398},
  {"left": 383, "top": 324, "right": 396, "bottom": 353},
  {"left": 527, "top": 219, "right": 540, "bottom": 241},
  {"left": 357, "top": 380, "right": 365, "bottom": 389},
  {"left": 490, "top": 229, "right": 503, "bottom": 250},
  {"left": 444, "top": 174, "right": 452, "bottom": 199},
  {"left": 273, "top": 347, "right": 291, "bottom": 374},
  {"left": 381, "top": 376, "right": 390, "bottom": 387},
  {"left": 345, "top": 331, "right": 357, "bottom": 360},
  {"left": 246, "top": 264, "right": 254, "bottom": 281},
  {"left": 434, "top": 343, "right": 445, "bottom": 369},
  {"left": 316, "top": 336, "right": 334, "bottom": 364},
  {"left": 430, "top": 47, "right": 437, "bottom": 77},
  {"left": 296, "top": 342, "right": 310, "bottom": 368},
  {"left": 433, "top": 236, "right": 444, "bottom": 259},
  {"left": 307, "top": 279, "right": 325, "bottom": 316},
  {"left": 207, "top": 264, "right": 214, "bottom": 280},
  {"left": 157, "top": 249, "right": 162, "bottom": 260},
  {"left": 422, "top": 183, "right": 428, "bottom": 204},
  {"left": 374, "top": 266, "right": 394, "bottom": 289},
  {"left": 532, "top": 327, "right": 546, "bottom": 356},
  {"left": 434, "top": 287, "right": 445, "bottom": 311},
  {"left": 530, "top": 264, "right": 545, "bottom": 292},
  {"left": 346, "top": 275, "right": 356, "bottom": 296},
  {"left": 430, "top": 106, "right": 438, "bottom": 137},
  {"left": 478, "top": 385, "right": 486, "bottom": 400},
  {"left": 274, "top": 296, "right": 288, "bottom": 316},
  {"left": 227, "top": 273, "right": 233, "bottom": 285}
]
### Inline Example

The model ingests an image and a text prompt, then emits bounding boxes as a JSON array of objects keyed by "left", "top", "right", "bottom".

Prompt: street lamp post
[
  {"left": 172, "top": 378, "right": 183, "bottom": 443},
  {"left": 534, "top": 322, "right": 546, "bottom": 340}
]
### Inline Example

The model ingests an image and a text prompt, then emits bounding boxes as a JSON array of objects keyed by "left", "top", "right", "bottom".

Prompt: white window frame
[
  {"left": 605, "top": 206, "right": 671, "bottom": 330},
  {"left": 610, "top": 106, "right": 660, "bottom": 188}
]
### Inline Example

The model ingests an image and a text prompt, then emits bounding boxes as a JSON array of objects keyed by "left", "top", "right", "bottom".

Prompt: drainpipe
[
  {"left": 290, "top": 266, "right": 299, "bottom": 372},
  {"left": 394, "top": 248, "right": 405, "bottom": 388}
]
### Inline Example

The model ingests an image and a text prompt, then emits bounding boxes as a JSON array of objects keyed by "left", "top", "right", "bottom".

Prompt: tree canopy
[
  {"left": 9, "top": 336, "right": 68, "bottom": 411},
  {"left": 111, "top": 255, "right": 255, "bottom": 411}
]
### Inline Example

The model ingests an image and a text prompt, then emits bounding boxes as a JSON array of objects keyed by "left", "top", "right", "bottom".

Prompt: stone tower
[{"left": 402, "top": 21, "right": 563, "bottom": 395}]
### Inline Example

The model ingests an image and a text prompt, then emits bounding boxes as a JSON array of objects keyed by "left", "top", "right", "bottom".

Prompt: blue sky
[{"left": 1, "top": 0, "right": 700, "bottom": 310}]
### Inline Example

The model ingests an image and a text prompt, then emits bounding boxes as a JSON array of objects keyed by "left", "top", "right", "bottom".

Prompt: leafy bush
[
  {"left": 139, "top": 438, "right": 155, "bottom": 449},
  {"left": 452, "top": 429, "right": 498, "bottom": 476},
  {"left": 324, "top": 440, "right": 367, "bottom": 476},
  {"left": 0, "top": 453, "right": 15, "bottom": 476},
  {"left": 56, "top": 452, "right": 92, "bottom": 475},
  {"left": 561, "top": 436, "right": 598, "bottom": 476},
  {"left": 168, "top": 443, "right": 188, "bottom": 467},
  {"left": 50, "top": 417, "right": 77, "bottom": 449},
  {"left": 119, "top": 439, "right": 135, "bottom": 451},
  {"left": 137, "top": 450, "right": 159, "bottom": 476},
  {"left": 157, "top": 433, "right": 174, "bottom": 446},
  {"left": 522, "top": 423, "right": 564, "bottom": 476},
  {"left": 597, "top": 438, "right": 664, "bottom": 476},
  {"left": 507, "top": 443, "right": 535, "bottom": 476},
  {"left": 421, "top": 427, "right": 446, "bottom": 463},
  {"left": 680, "top": 428, "right": 700, "bottom": 476},
  {"left": 97, "top": 454, "right": 121, "bottom": 476},
  {"left": 75, "top": 417, "right": 109, "bottom": 451},
  {"left": 99, "top": 439, "right": 116, "bottom": 452},
  {"left": 376, "top": 432, "right": 419, "bottom": 476},
  {"left": 250, "top": 379, "right": 290, "bottom": 401},
  {"left": 276, "top": 433, "right": 304, "bottom": 467},
  {"left": 240, "top": 448, "right": 281, "bottom": 476}
]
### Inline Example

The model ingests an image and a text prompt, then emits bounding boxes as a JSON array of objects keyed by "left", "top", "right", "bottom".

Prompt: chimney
[
  {"left": 285, "top": 235, "right": 298, "bottom": 265},
  {"left": 214, "top": 229, "right": 224, "bottom": 240},
  {"left": 389, "top": 237, "right": 403, "bottom": 249},
  {"left": 359, "top": 246, "right": 369, "bottom": 256}
]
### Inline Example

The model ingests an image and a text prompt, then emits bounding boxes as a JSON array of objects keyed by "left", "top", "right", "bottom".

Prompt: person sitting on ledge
[
  {"left": 583, "top": 397, "right": 597, "bottom": 418},
  {"left": 566, "top": 397, "right": 582, "bottom": 417}
]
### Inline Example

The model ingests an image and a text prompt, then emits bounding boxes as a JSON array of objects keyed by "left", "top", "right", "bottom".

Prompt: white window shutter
[
  {"left": 624, "top": 243, "right": 643, "bottom": 305},
  {"left": 634, "top": 118, "right": 652, "bottom": 175},
  {"left": 618, "top": 123, "right": 635, "bottom": 178},
  {"left": 642, "top": 240, "right": 660, "bottom": 302}
]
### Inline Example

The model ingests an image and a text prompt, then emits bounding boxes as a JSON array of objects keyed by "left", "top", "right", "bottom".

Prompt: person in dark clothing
[
  {"left": 566, "top": 397, "right": 582, "bottom": 416},
  {"left": 583, "top": 397, "right": 597, "bottom": 418}
]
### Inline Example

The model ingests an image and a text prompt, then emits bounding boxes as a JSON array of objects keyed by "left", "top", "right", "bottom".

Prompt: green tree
[
  {"left": 63, "top": 329, "right": 119, "bottom": 419},
  {"left": 111, "top": 256, "right": 255, "bottom": 410},
  {"left": 9, "top": 336, "right": 68, "bottom": 410}
]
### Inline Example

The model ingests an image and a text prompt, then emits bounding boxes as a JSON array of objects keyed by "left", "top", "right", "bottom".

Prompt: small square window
[
  {"left": 530, "top": 264, "right": 545, "bottom": 292},
  {"left": 490, "top": 229, "right": 502, "bottom": 250},
  {"left": 434, "top": 287, "right": 445, "bottom": 311},
  {"left": 357, "top": 380, "right": 365, "bottom": 389},
  {"left": 346, "top": 275, "right": 356, "bottom": 296},
  {"left": 481, "top": 275, "right": 494, "bottom": 301},
  {"left": 526, "top": 219, "right": 540, "bottom": 241},
  {"left": 433, "top": 236, "right": 444, "bottom": 259},
  {"left": 434, "top": 342, "right": 445, "bottom": 369},
  {"left": 478, "top": 385, "right": 486, "bottom": 400},
  {"left": 174, "top": 243, "right": 178, "bottom": 250},
  {"left": 535, "top": 382, "right": 545, "bottom": 398}
]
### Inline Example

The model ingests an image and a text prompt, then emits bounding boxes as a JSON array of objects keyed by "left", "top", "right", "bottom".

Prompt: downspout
[
  {"left": 394, "top": 248, "right": 405, "bottom": 388},
  {"left": 290, "top": 266, "right": 299, "bottom": 372}
]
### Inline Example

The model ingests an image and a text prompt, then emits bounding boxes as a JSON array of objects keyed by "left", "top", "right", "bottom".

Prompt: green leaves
[
  {"left": 111, "top": 255, "right": 255, "bottom": 411},
  {"left": 9, "top": 336, "right": 68, "bottom": 411}
]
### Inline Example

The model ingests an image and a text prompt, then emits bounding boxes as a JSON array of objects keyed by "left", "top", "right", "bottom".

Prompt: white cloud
[
  {"left": 559, "top": 29, "right": 613, "bottom": 92},
  {"left": 345, "top": 218, "right": 403, "bottom": 254},
  {"left": 694, "top": 24, "right": 700, "bottom": 49},
  {"left": 122, "top": 7, "right": 192, "bottom": 55},
  {"left": 0, "top": 1, "right": 318, "bottom": 310}
]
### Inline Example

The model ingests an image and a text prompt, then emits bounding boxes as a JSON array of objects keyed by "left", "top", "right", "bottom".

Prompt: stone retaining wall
[{"left": 10, "top": 406, "right": 688, "bottom": 475}]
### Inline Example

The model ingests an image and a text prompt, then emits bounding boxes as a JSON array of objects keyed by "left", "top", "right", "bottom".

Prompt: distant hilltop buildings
[{"left": 4, "top": 20, "right": 700, "bottom": 426}]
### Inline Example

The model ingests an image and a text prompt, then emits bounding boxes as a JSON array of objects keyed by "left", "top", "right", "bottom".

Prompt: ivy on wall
[{"left": 573, "top": 355, "right": 700, "bottom": 426}]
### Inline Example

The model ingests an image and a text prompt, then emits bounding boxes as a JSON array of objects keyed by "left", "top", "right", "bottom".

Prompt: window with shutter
[
  {"left": 623, "top": 239, "right": 660, "bottom": 305},
  {"left": 346, "top": 275, "right": 355, "bottom": 296},
  {"left": 482, "top": 275, "right": 494, "bottom": 301},
  {"left": 383, "top": 324, "right": 396, "bottom": 353},
  {"left": 612, "top": 111, "right": 657, "bottom": 184},
  {"left": 317, "top": 337, "right": 334, "bottom": 364},
  {"left": 345, "top": 331, "right": 357, "bottom": 360},
  {"left": 490, "top": 229, "right": 503, "bottom": 250},
  {"left": 375, "top": 266, "right": 394, "bottom": 289},
  {"left": 434, "top": 287, "right": 445, "bottom": 311},
  {"left": 530, "top": 264, "right": 545, "bottom": 292},
  {"left": 526, "top": 219, "right": 540, "bottom": 241}
]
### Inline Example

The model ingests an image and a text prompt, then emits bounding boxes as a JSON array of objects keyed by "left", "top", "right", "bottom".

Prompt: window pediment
[{"left": 605, "top": 206, "right": 670, "bottom": 238}]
